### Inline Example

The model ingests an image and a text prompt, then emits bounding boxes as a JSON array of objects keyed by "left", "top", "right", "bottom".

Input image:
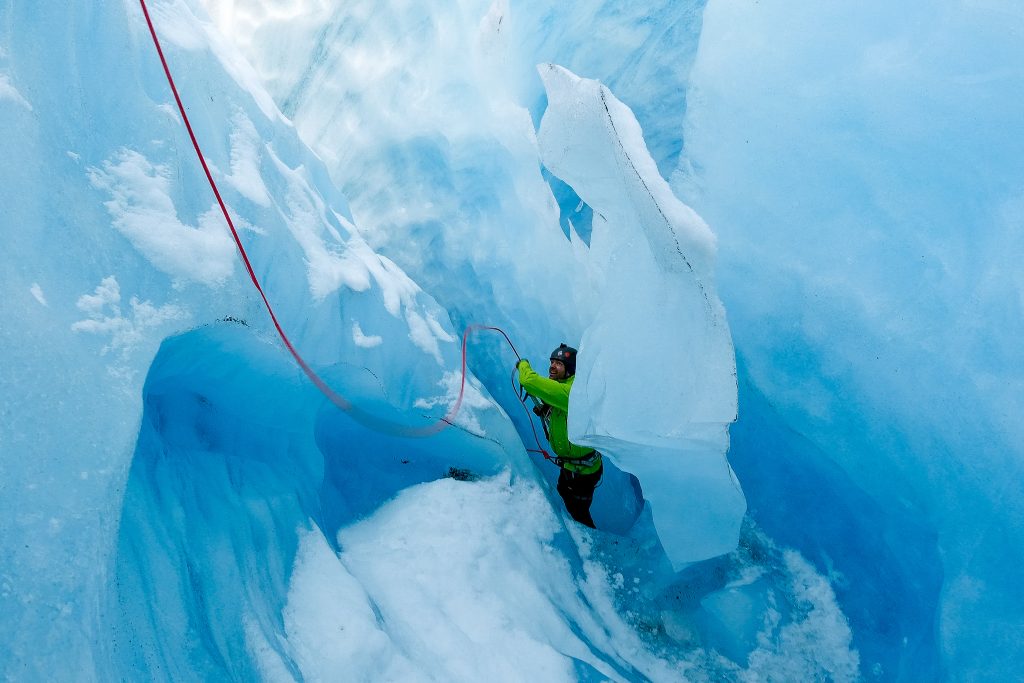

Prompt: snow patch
[
  {"left": 404, "top": 309, "right": 444, "bottom": 365},
  {"left": 352, "top": 321, "right": 382, "bottom": 348},
  {"left": 87, "top": 149, "right": 236, "bottom": 286},
  {"left": 225, "top": 110, "right": 271, "bottom": 206},
  {"left": 29, "top": 284, "right": 47, "bottom": 306},
  {"left": 71, "top": 276, "right": 187, "bottom": 356},
  {"left": 742, "top": 550, "right": 860, "bottom": 682},
  {"left": 425, "top": 310, "right": 456, "bottom": 342},
  {"left": 281, "top": 528, "right": 422, "bottom": 681},
  {"left": 267, "top": 150, "right": 373, "bottom": 299},
  {"left": 414, "top": 371, "right": 492, "bottom": 435},
  {"left": 371, "top": 254, "right": 421, "bottom": 318},
  {"left": 318, "top": 475, "right": 682, "bottom": 681}
]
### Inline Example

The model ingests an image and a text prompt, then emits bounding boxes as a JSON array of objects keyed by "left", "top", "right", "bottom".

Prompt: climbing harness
[
  {"left": 552, "top": 450, "right": 601, "bottom": 471},
  {"left": 137, "top": 0, "right": 554, "bottom": 459}
]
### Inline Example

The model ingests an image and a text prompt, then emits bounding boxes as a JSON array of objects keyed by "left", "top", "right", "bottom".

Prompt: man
[{"left": 517, "top": 343, "right": 603, "bottom": 528}]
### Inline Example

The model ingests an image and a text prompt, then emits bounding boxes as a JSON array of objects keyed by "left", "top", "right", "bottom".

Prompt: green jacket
[{"left": 517, "top": 360, "right": 602, "bottom": 474}]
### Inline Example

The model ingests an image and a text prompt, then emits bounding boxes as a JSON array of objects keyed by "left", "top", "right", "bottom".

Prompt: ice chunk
[{"left": 537, "top": 64, "right": 743, "bottom": 567}]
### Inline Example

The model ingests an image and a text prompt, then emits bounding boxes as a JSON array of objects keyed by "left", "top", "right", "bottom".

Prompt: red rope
[{"left": 136, "top": 0, "right": 551, "bottom": 455}]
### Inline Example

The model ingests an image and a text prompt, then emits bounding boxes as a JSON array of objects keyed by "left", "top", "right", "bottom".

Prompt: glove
[{"left": 516, "top": 359, "right": 530, "bottom": 373}]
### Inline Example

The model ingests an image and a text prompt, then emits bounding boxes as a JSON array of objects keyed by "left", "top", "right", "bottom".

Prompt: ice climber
[{"left": 517, "top": 343, "right": 603, "bottom": 528}]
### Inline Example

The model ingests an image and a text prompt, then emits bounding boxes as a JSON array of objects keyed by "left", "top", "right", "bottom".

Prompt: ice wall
[
  {"left": 201, "top": 0, "right": 1024, "bottom": 678},
  {"left": 536, "top": 64, "right": 742, "bottom": 566},
  {"left": 199, "top": 0, "right": 746, "bottom": 566},
  {"left": 9, "top": 0, "right": 990, "bottom": 678},
  {"left": 1, "top": 0, "right": 754, "bottom": 678},
  {"left": 198, "top": 0, "right": 708, "bottom": 357},
  {"left": 200, "top": 0, "right": 589, "bottom": 353},
  {"left": 0, "top": 1, "right": 515, "bottom": 676},
  {"left": 679, "top": 1, "right": 1024, "bottom": 679}
]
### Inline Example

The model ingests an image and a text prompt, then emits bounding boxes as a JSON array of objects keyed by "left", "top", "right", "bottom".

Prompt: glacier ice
[
  {"left": 535, "top": 63, "right": 743, "bottom": 566},
  {"left": 5, "top": 0, "right": 1022, "bottom": 680},
  {"left": 678, "top": 0, "right": 1024, "bottom": 679},
  {"left": 0, "top": 0, "right": 517, "bottom": 675},
  {"left": 201, "top": 0, "right": 744, "bottom": 567}
]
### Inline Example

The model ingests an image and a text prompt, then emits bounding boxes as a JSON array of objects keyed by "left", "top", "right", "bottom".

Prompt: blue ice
[{"left": 3, "top": 0, "right": 1023, "bottom": 680}]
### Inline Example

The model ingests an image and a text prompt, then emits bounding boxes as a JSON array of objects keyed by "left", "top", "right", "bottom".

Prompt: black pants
[{"left": 556, "top": 464, "right": 602, "bottom": 528}]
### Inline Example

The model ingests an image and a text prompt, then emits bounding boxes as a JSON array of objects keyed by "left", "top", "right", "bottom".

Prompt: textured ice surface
[
  {"left": 680, "top": 0, "right": 1024, "bottom": 678},
  {"left": 8, "top": 0, "right": 1020, "bottom": 680},
  {"left": 536, "top": 64, "right": 742, "bottom": 566},
  {"left": 0, "top": 1, "right": 513, "bottom": 675}
]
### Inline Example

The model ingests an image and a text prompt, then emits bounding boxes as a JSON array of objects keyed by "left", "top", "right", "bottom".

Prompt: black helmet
[{"left": 550, "top": 343, "right": 578, "bottom": 376}]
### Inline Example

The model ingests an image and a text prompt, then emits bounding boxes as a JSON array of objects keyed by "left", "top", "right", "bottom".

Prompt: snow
[
  {"left": 414, "top": 371, "right": 493, "bottom": 436},
  {"left": 2, "top": 0, "right": 1021, "bottom": 680},
  {"left": 225, "top": 111, "right": 272, "bottom": 206},
  {"left": 351, "top": 321, "right": 382, "bottom": 348},
  {"left": 277, "top": 528, "right": 422, "bottom": 681},
  {"left": 71, "top": 276, "right": 188, "bottom": 358},
  {"left": 29, "top": 283, "right": 48, "bottom": 306},
  {"left": 87, "top": 149, "right": 238, "bottom": 285},
  {"left": 279, "top": 475, "right": 846, "bottom": 682}
]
